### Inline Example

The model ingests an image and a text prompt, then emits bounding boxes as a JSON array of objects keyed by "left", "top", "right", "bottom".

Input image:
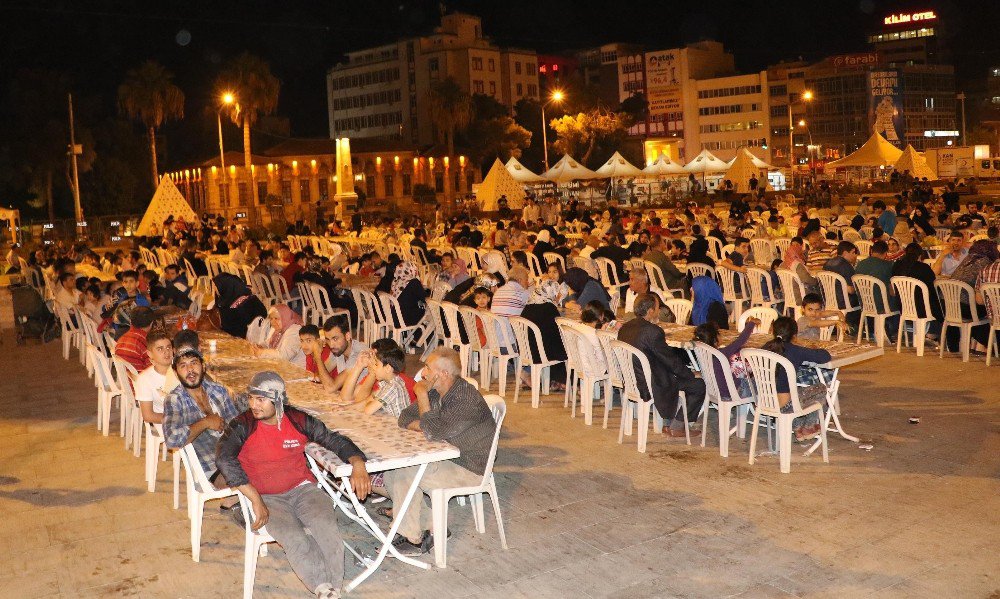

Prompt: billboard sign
[
  {"left": 883, "top": 11, "right": 937, "bottom": 26},
  {"left": 831, "top": 52, "right": 879, "bottom": 69},
  {"left": 645, "top": 50, "right": 683, "bottom": 116},
  {"left": 868, "top": 70, "right": 905, "bottom": 148}
]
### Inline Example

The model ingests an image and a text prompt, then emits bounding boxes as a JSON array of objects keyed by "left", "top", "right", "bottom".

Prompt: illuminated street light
[
  {"left": 542, "top": 89, "right": 566, "bottom": 171},
  {"left": 218, "top": 92, "right": 237, "bottom": 203},
  {"left": 788, "top": 90, "right": 814, "bottom": 171}
]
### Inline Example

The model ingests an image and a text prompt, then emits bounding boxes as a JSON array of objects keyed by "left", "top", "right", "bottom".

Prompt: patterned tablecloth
[
  {"left": 657, "top": 322, "right": 883, "bottom": 369},
  {"left": 339, "top": 273, "right": 380, "bottom": 293}
]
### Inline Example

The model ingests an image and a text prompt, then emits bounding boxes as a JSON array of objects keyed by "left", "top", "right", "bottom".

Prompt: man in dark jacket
[
  {"left": 216, "top": 371, "right": 369, "bottom": 599},
  {"left": 617, "top": 293, "right": 705, "bottom": 438}
]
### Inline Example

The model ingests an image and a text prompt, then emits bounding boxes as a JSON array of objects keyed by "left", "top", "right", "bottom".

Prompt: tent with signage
[
  {"left": 504, "top": 156, "right": 547, "bottom": 184},
  {"left": 135, "top": 176, "right": 199, "bottom": 237},
  {"left": 826, "top": 132, "right": 903, "bottom": 169},
  {"left": 642, "top": 155, "right": 686, "bottom": 178},
  {"left": 477, "top": 159, "right": 526, "bottom": 211},
  {"left": 542, "top": 154, "right": 599, "bottom": 183},
  {"left": 723, "top": 148, "right": 777, "bottom": 193},
  {"left": 893, "top": 145, "right": 937, "bottom": 180},
  {"left": 594, "top": 152, "right": 645, "bottom": 179},
  {"left": 683, "top": 149, "right": 730, "bottom": 174}
]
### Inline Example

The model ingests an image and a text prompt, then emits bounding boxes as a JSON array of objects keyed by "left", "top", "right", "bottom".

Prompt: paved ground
[{"left": 0, "top": 328, "right": 997, "bottom": 599}]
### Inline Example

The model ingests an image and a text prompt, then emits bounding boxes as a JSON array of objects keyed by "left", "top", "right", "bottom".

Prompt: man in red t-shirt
[
  {"left": 113, "top": 306, "right": 156, "bottom": 372},
  {"left": 298, "top": 324, "right": 333, "bottom": 378},
  {"left": 217, "top": 372, "right": 370, "bottom": 599}
]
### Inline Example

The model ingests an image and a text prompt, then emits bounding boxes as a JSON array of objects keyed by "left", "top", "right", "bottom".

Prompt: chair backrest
[
  {"left": 271, "top": 275, "right": 293, "bottom": 303},
  {"left": 686, "top": 262, "right": 715, "bottom": 280},
  {"left": 524, "top": 252, "right": 544, "bottom": 280},
  {"left": 980, "top": 283, "right": 1000, "bottom": 323},
  {"left": 852, "top": 274, "right": 890, "bottom": 315},
  {"left": 239, "top": 265, "right": 256, "bottom": 286},
  {"left": 934, "top": 279, "right": 983, "bottom": 323},
  {"left": 88, "top": 344, "right": 118, "bottom": 393},
  {"left": 664, "top": 298, "right": 692, "bottom": 324},
  {"left": 357, "top": 288, "right": 387, "bottom": 325},
  {"left": 740, "top": 348, "right": 803, "bottom": 414},
  {"left": 772, "top": 238, "right": 793, "bottom": 257},
  {"left": 543, "top": 252, "right": 565, "bottom": 271},
  {"left": 595, "top": 257, "right": 621, "bottom": 288},
  {"left": 440, "top": 302, "right": 465, "bottom": 345},
  {"left": 692, "top": 341, "right": 746, "bottom": 402},
  {"left": 610, "top": 340, "right": 653, "bottom": 404},
  {"left": 737, "top": 306, "right": 779, "bottom": 333},
  {"left": 457, "top": 306, "right": 484, "bottom": 351},
  {"left": 643, "top": 260, "right": 669, "bottom": 294},
  {"left": 179, "top": 443, "right": 217, "bottom": 494},
  {"left": 111, "top": 357, "right": 139, "bottom": 405},
  {"left": 855, "top": 240, "right": 873, "bottom": 259},
  {"left": 572, "top": 256, "right": 599, "bottom": 279},
  {"left": 253, "top": 273, "right": 276, "bottom": 305},
  {"left": 508, "top": 316, "right": 554, "bottom": 366},
  {"left": 477, "top": 397, "right": 507, "bottom": 487},
  {"left": 706, "top": 236, "right": 724, "bottom": 262},
  {"left": 816, "top": 270, "right": 856, "bottom": 311},
  {"left": 431, "top": 281, "right": 452, "bottom": 301},
  {"left": 377, "top": 291, "right": 409, "bottom": 328},
  {"left": 842, "top": 229, "right": 861, "bottom": 242},
  {"left": 775, "top": 268, "right": 805, "bottom": 310},
  {"left": 716, "top": 266, "right": 747, "bottom": 300},
  {"left": 425, "top": 299, "right": 447, "bottom": 345},
  {"left": 594, "top": 330, "right": 622, "bottom": 387},
  {"left": 745, "top": 266, "right": 776, "bottom": 305},
  {"left": 749, "top": 238, "right": 775, "bottom": 263},
  {"left": 297, "top": 282, "right": 317, "bottom": 312},
  {"left": 555, "top": 322, "right": 583, "bottom": 375}
]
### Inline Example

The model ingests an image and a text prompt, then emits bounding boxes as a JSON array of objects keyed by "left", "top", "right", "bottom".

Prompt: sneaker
[{"left": 391, "top": 530, "right": 431, "bottom": 556}]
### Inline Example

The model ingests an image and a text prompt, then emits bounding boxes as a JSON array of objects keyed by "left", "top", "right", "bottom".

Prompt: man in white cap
[{"left": 216, "top": 371, "right": 370, "bottom": 599}]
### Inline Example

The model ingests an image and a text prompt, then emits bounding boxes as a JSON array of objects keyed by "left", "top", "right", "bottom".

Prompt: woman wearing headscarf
[
  {"left": 691, "top": 275, "right": 729, "bottom": 330},
  {"left": 253, "top": 304, "right": 306, "bottom": 368},
  {"left": 214, "top": 273, "right": 268, "bottom": 338},
  {"left": 481, "top": 249, "right": 509, "bottom": 280},
  {"left": 949, "top": 240, "right": 998, "bottom": 351},
  {"left": 375, "top": 254, "right": 403, "bottom": 295},
  {"left": 686, "top": 236, "right": 716, "bottom": 268},
  {"left": 390, "top": 260, "right": 427, "bottom": 326},
  {"left": 563, "top": 267, "right": 611, "bottom": 311},
  {"left": 532, "top": 229, "right": 555, "bottom": 267},
  {"left": 519, "top": 279, "right": 567, "bottom": 389},
  {"left": 781, "top": 236, "right": 819, "bottom": 296}
]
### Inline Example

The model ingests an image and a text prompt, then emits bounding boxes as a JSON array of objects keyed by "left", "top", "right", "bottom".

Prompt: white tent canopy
[
  {"left": 136, "top": 176, "right": 198, "bottom": 236},
  {"left": 723, "top": 148, "right": 775, "bottom": 193},
  {"left": 594, "top": 151, "right": 644, "bottom": 178},
  {"left": 683, "top": 149, "right": 729, "bottom": 174},
  {"left": 542, "top": 154, "right": 599, "bottom": 183},
  {"left": 643, "top": 155, "right": 686, "bottom": 177},
  {"left": 893, "top": 145, "right": 937, "bottom": 180},
  {"left": 477, "top": 159, "right": 527, "bottom": 210},
  {"left": 827, "top": 132, "right": 903, "bottom": 169},
  {"left": 504, "top": 156, "right": 547, "bottom": 183}
]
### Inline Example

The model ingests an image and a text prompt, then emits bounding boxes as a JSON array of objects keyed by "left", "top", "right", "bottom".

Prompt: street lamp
[
  {"left": 218, "top": 92, "right": 235, "bottom": 204},
  {"left": 541, "top": 90, "right": 565, "bottom": 172},
  {"left": 788, "top": 90, "right": 814, "bottom": 170},
  {"left": 798, "top": 119, "right": 816, "bottom": 180}
]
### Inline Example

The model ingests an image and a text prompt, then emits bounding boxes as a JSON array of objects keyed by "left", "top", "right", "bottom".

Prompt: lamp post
[
  {"left": 541, "top": 90, "right": 565, "bottom": 172},
  {"left": 217, "top": 92, "right": 235, "bottom": 206},
  {"left": 787, "top": 90, "right": 813, "bottom": 189},
  {"left": 957, "top": 92, "right": 966, "bottom": 146},
  {"left": 798, "top": 119, "right": 816, "bottom": 181}
]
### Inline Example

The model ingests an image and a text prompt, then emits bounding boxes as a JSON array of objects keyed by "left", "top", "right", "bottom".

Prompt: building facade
[{"left": 326, "top": 13, "right": 539, "bottom": 146}]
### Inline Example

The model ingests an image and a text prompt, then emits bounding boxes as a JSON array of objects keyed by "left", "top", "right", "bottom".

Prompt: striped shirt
[{"left": 114, "top": 327, "right": 151, "bottom": 372}]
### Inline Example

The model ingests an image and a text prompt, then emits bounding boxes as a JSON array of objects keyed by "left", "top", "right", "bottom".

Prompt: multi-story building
[
  {"left": 327, "top": 13, "right": 539, "bottom": 146},
  {"left": 868, "top": 9, "right": 946, "bottom": 66},
  {"left": 574, "top": 43, "right": 644, "bottom": 107},
  {"left": 690, "top": 72, "right": 771, "bottom": 163}
]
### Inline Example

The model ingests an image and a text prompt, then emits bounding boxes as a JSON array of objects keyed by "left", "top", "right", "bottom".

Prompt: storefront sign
[
  {"left": 884, "top": 11, "right": 937, "bottom": 26},
  {"left": 831, "top": 52, "right": 879, "bottom": 69},
  {"left": 868, "top": 70, "right": 905, "bottom": 148},
  {"left": 645, "top": 50, "right": 683, "bottom": 116}
]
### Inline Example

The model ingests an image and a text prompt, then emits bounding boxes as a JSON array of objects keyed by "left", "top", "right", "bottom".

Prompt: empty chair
[
  {"left": 852, "top": 274, "right": 899, "bottom": 347},
  {"left": 508, "top": 316, "right": 562, "bottom": 408},
  {"left": 891, "top": 276, "right": 936, "bottom": 357},
  {"left": 692, "top": 342, "right": 756, "bottom": 458},
  {"left": 855, "top": 240, "right": 873, "bottom": 259},
  {"left": 935, "top": 279, "right": 989, "bottom": 362},
  {"left": 178, "top": 444, "right": 238, "bottom": 562},
  {"left": 111, "top": 357, "right": 142, "bottom": 455},
  {"left": 773, "top": 237, "right": 793, "bottom": 258},
  {"left": 457, "top": 305, "right": 487, "bottom": 381},
  {"left": 309, "top": 284, "right": 352, "bottom": 330},
  {"left": 737, "top": 307, "right": 779, "bottom": 334},
  {"left": 88, "top": 344, "right": 120, "bottom": 436},
  {"left": 664, "top": 298, "right": 693, "bottom": 324},
  {"left": 595, "top": 257, "right": 628, "bottom": 298},
  {"left": 775, "top": 268, "right": 807, "bottom": 320},
  {"left": 741, "top": 348, "right": 829, "bottom": 474},
  {"left": 556, "top": 322, "right": 610, "bottom": 426},
  {"left": 440, "top": 302, "right": 471, "bottom": 377},
  {"left": 745, "top": 266, "right": 782, "bottom": 311}
]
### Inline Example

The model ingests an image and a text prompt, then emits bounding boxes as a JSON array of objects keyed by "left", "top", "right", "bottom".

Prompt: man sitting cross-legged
[{"left": 216, "top": 372, "right": 370, "bottom": 599}]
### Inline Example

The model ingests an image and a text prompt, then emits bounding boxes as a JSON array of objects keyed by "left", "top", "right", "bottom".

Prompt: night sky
[{"left": 2, "top": 0, "right": 997, "bottom": 161}]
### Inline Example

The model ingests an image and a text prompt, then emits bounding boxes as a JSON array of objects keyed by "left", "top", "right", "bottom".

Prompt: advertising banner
[
  {"left": 645, "top": 50, "right": 682, "bottom": 116},
  {"left": 868, "top": 70, "right": 905, "bottom": 148}
]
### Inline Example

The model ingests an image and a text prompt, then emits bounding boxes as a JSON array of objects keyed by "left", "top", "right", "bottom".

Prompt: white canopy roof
[
  {"left": 642, "top": 155, "right": 686, "bottom": 177},
  {"left": 477, "top": 159, "right": 526, "bottom": 210},
  {"left": 593, "top": 151, "right": 645, "bottom": 178},
  {"left": 723, "top": 148, "right": 774, "bottom": 193},
  {"left": 827, "top": 132, "right": 903, "bottom": 168},
  {"left": 504, "top": 156, "right": 547, "bottom": 183},
  {"left": 725, "top": 147, "right": 777, "bottom": 170},
  {"left": 683, "top": 149, "right": 729, "bottom": 174},
  {"left": 893, "top": 145, "right": 937, "bottom": 180},
  {"left": 542, "top": 154, "right": 599, "bottom": 183}
]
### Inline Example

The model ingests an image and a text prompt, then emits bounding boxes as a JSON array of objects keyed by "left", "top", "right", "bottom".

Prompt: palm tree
[
  {"left": 217, "top": 53, "right": 280, "bottom": 208},
  {"left": 427, "top": 77, "right": 472, "bottom": 157},
  {"left": 117, "top": 61, "right": 185, "bottom": 188}
]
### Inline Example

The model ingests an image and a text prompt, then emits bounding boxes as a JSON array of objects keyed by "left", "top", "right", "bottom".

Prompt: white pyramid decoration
[
  {"left": 477, "top": 159, "right": 527, "bottom": 210},
  {"left": 135, "top": 176, "right": 199, "bottom": 236}
]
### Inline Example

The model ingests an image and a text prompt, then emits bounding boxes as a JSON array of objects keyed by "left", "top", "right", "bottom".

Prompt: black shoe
[{"left": 392, "top": 530, "right": 431, "bottom": 556}]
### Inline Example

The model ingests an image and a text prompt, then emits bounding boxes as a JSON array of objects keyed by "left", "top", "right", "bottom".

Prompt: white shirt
[
  {"left": 55, "top": 286, "right": 81, "bottom": 313},
  {"left": 135, "top": 366, "right": 168, "bottom": 414},
  {"left": 258, "top": 324, "right": 307, "bottom": 368}
]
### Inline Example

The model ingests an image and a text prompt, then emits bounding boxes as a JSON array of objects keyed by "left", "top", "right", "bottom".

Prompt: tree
[
  {"left": 463, "top": 93, "right": 532, "bottom": 164},
  {"left": 218, "top": 53, "right": 281, "bottom": 208},
  {"left": 426, "top": 77, "right": 472, "bottom": 157},
  {"left": 117, "top": 61, "right": 185, "bottom": 189},
  {"left": 550, "top": 109, "right": 630, "bottom": 166},
  {"left": 620, "top": 93, "right": 649, "bottom": 123}
]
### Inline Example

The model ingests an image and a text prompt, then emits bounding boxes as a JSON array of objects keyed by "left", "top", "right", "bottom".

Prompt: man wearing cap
[
  {"left": 113, "top": 306, "right": 157, "bottom": 372},
  {"left": 163, "top": 340, "right": 240, "bottom": 508},
  {"left": 217, "top": 372, "right": 369, "bottom": 599}
]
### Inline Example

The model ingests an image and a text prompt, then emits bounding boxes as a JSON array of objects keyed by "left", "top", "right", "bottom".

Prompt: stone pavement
[{"left": 0, "top": 330, "right": 997, "bottom": 598}]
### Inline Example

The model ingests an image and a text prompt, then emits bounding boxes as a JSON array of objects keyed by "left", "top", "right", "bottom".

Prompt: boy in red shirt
[{"left": 299, "top": 324, "right": 333, "bottom": 380}]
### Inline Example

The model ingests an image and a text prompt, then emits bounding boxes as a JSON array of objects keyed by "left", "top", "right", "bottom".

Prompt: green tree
[
  {"left": 218, "top": 53, "right": 281, "bottom": 207},
  {"left": 550, "top": 109, "right": 630, "bottom": 166},
  {"left": 463, "top": 94, "right": 532, "bottom": 164},
  {"left": 117, "top": 60, "right": 185, "bottom": 189},
  {"left": 427, "top": 77, "right": 472, "bottom": 157},
  {"left": 620, "top": 93, "right": 649, "bottom": 123}
]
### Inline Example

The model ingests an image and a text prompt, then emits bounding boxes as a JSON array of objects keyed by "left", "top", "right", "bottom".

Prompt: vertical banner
[
  {"left": 868, "top": 69, "right": 905, "bottom": 147},
  {"left": 645, "top": 50, "right": 683, "bottom": 116}
]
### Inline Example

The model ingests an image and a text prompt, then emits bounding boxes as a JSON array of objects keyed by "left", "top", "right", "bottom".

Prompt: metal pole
[
  {"left": 68, "top": 93, "right": 83, "bottom": 225},
  {"left": 957, "top": 92, "right": 966, "bottom": 146},
  {"left": 218, "top": 111, "right": 227, "bottom": 206},
  {"left": 541, "top": 104, "right": 549, "bottom": 172}
]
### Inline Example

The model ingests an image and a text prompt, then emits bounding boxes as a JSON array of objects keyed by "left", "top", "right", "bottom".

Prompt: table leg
[{"left": 805, "top": 369, "right": 859, "bottom": 456}]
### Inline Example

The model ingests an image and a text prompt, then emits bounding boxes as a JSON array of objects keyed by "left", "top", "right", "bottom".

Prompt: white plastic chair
[
  {"left": 610, "top": 340, "right": 687, "bottom": 451},
  {"left": 236, "top": 491, "right": 277, "bottom": 599},
  {"left": 644, "top": 260, "right": 685, "bottom": 298},
  {"left": 178, "top": 444, "right": 238, "bottom": 562},
  {"left": 509, "top": 316, "right": 562, "bottom": 408},
  {"left": 595, "top": 257, "right": 628, "bottom": 298},
  {"left": 309, "top": 284, "right": 352, "bottom": 331},
  {"left": 716, "top": 266, "right": 749, "bottom": 323},
  {"left": 88, "top": 344, "right": 119, "bottom": 436},
  {"left": 775, "top": 268, "right": 807, "bottom": 320},
  {"left": 741, "top": 348, "right": 829, "bottom": 474},
  {"left": 706, "top": 237, "right": 724, "bottom": 262},
  {"left": 817, "top": 271, "right": 861, "bottom": 323},
  {"left": 476, "top": 311, "right": 518, "bottom": 395},
  {"left": 543, "top": 252, "right": 566, "bottom": 271},
  {"left": 980, "top": 283, "right": 1000, "bottom": 366},
  {"left": 737, "top": 307, "right": 779, "bottom": 334},
  {"left": 686, "top": 262, "right": 716, "bottom": 280},
  {"left": 457, "top": 306, "right": 486, "bottom": 381},
  {"left": 111, "top": 357, "right": 142, "bottom": 454},
  {"left": 143, "top": 421, "right": 176, "bottom": 494},
  {"left": 773, "top": 238, "right": 793, "bottom": 257},
  {"left": 692, "top": 342, "right": 756, "bottom": 458},
  {"left": 430, "top": 397, "right": 508, "bottom": 568},
  {"left": 935, "top": 279, "right": 988, "bottom": 363},
  {"left": 440, "top": 302, "right": 471, "bottom": 377},
  {"left": 749, "top": 238, "right": 775, "bottom": 263},
  {"left": 853, "top": 275, "right": 899, "bottom": 348},
  {"left": 664, "top": 298, "right": 693, "bottom": 324},
  {"left": 891, "top": 276, "right": 935, "bottom": 357},
  {"left": 745, "top": 266, "right": 781, "bottom": 311},
  {"left": 855, "top": 240, "right": 873, "bottom": 259},
  {"left": 524, "top": 252, "right": 544, "bottom": 282},
  {"left": 296, "top": 282, "right": 318, "bottom": 325},
  {"left": 377, "top": 291, "right": 424, "bottom": 352},
  {"left": 557, "top": 323, "right": 610, "bottom": 426},
  {"left": 56, "top": 305, "right": 84, "bottom": 362}
]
